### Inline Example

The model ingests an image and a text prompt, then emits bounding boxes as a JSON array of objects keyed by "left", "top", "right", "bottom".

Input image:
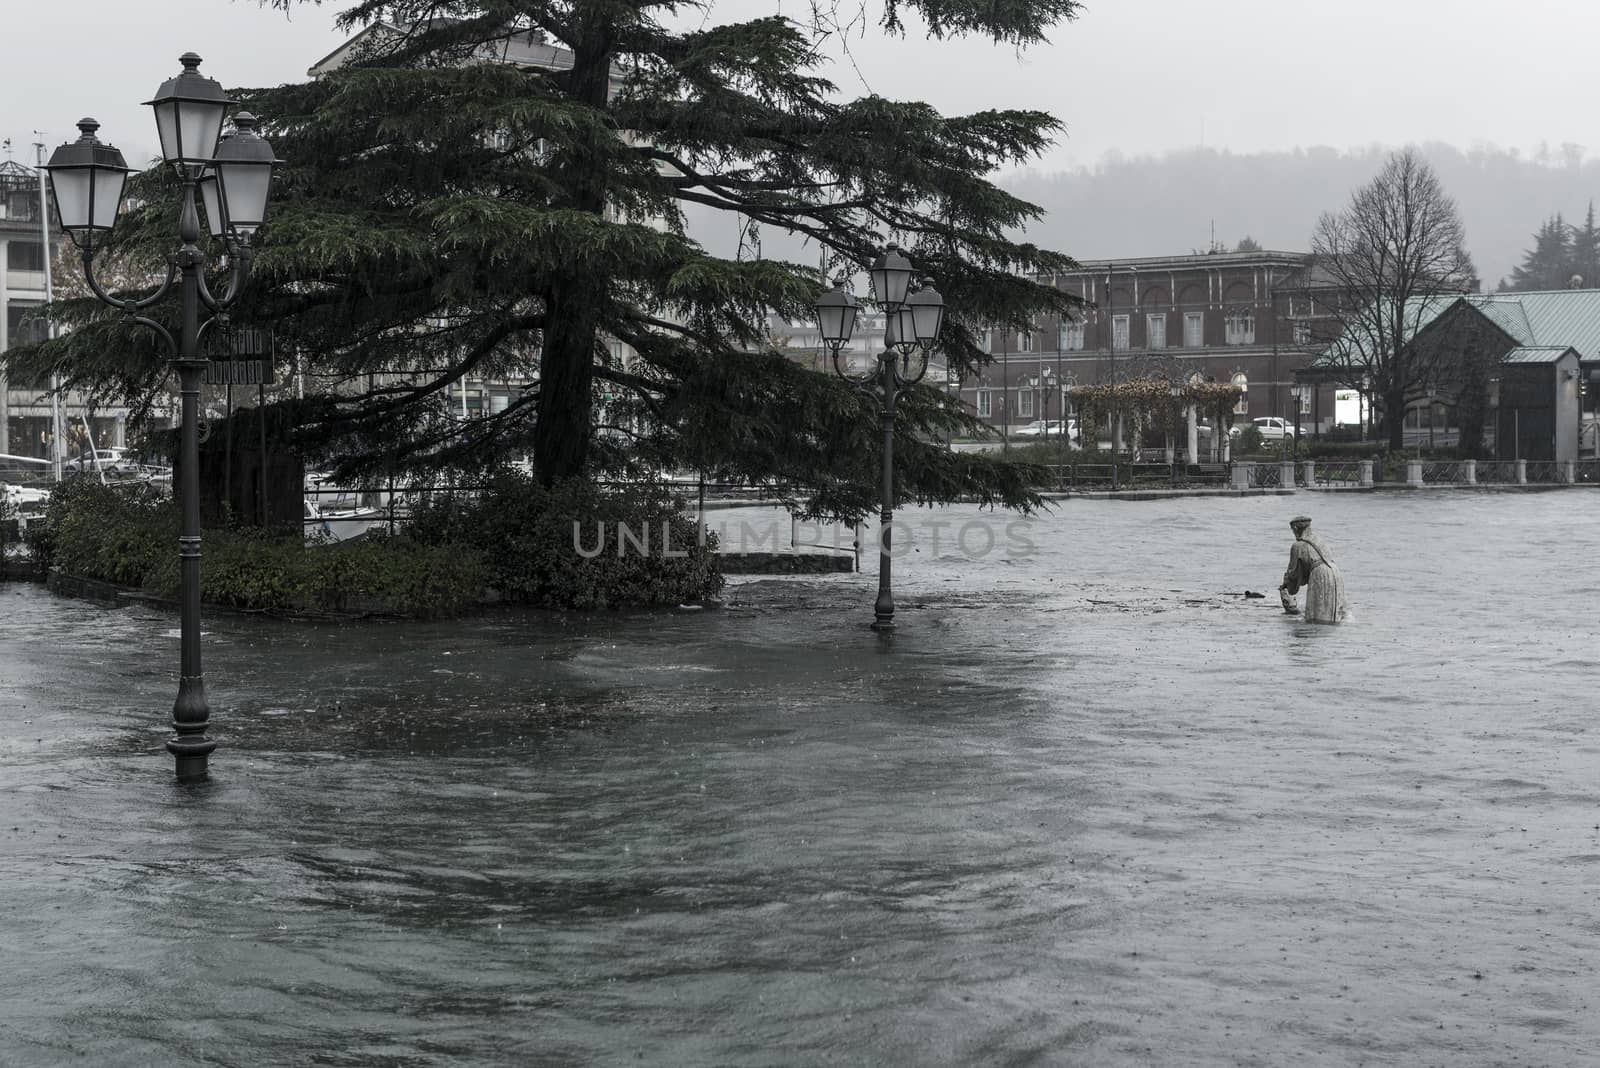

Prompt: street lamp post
[
  {"left": 814, "top": 245, "right": 944, "bottom": 630},
  {"left": 47, "top": 54, "right": 279, "bottom": 783},
  {"left": 1169, "top": 381, "right": 1183, "bottom": 486},
  {"left": 1290, "top": 383, "right": 1306, "bottom": 454}
]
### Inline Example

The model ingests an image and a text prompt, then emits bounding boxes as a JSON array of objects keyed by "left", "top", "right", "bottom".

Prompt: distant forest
[{"left": 686, "top": 142, "right": 1600, "bottom": 296}]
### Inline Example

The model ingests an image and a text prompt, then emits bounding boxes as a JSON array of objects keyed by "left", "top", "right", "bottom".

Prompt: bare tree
[{"left": 1311, "top": 149, "right": 1475, "bottom": 450}]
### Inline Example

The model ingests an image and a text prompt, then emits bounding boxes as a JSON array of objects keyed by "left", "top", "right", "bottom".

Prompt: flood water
[{"left": 3, "top": 491, "right": 1599, "bottom": 1066}]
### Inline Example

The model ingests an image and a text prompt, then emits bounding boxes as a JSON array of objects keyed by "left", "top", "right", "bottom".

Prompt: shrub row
[
  {"left": 405, "top": 472, "right": 724, "bottom": 610},
  {"left": 30, "top": 472, "right": 724, "bottom": 616}
]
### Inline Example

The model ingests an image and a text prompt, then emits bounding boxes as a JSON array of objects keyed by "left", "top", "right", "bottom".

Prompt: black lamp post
[
  {"left": 47, "top": 54, "right": 279, "bottom": 783},
  {"left": 814, "top": 244, "right": 944, "bottom": 630},
  {"left": 1169, "top": 380, "right": 1183, "bottom": 486}
]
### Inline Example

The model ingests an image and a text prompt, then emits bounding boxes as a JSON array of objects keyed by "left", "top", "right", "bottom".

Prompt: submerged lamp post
[
  {"left": 48, "top": 54, "right": 279, "bottom": 782},
  {"left": 814, "top": 244, "right": 944, "bottom": 630}
]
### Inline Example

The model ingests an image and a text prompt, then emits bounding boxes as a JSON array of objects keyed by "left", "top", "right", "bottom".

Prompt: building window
[
  {"left": 1018, "top": 388, "right": 1034, "bottom": 418},
  {"left": 1060, "top": 321, "right": 1085, "bottom": 351},
  {"left": 1298, "top": 387, "right": 1312, "bottom": 414},
  {"left": 1232, "top": 372, "right": 1249, "bottom": 415},
  {"left": 1018, "top": 330, "right": 1033, "bottom": 353},
  {"left": 1293, "top": 321, "right": 1312, "bottom": 346},
  {"left": 1112, "top": 315, "right": 1130, "bottom": 351},
  {"left": 6, "top": 302, "right": 46, "bottom": 345},
  {"left": 976, "top": 390, "right": 992, "bottom": 418},
  {"left": 6, "top": 241, "right": 45, "bottom": 272},
  {"left": 1225, "top": 311, "right": 1255, "bottom": 345},
  {"left": 1147, "top": 314, "right": 1167, "bottom": 350},
  {"left": 981, "top": 329, "right": 993, "bottom": 352},
  {"left": 1184, "top": 312, "right": 1204, "bottom": 348}
]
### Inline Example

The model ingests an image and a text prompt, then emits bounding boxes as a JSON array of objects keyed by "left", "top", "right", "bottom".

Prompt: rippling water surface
[{"left": 3, "top": 492, "right": 1599, "bottom": 1066}]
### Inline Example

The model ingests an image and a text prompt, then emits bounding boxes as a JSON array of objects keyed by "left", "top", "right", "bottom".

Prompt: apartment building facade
[
  {"left": 0, "top": 157, "right": 127, "bottom": 464},
  {"left": 962, "top": 249, "right": 1343, "bottom": 435}
]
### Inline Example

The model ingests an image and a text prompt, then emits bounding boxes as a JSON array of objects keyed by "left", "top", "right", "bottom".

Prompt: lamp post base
[
  {"left": 870, "top": 616, "right": 896, "bottom": 631},
  {"left": 167, "top": 736, "right": 216, "bottom": 783}
]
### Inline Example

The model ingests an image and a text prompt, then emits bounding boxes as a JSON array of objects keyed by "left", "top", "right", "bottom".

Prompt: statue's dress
[{"left": 1282, "top": 532, "right": 1349, "bottom": 624}]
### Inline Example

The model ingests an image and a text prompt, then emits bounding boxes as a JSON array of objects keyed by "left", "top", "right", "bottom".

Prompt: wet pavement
[{"left": 3, "top": 491, "right": 1599, "bottom": 1066}]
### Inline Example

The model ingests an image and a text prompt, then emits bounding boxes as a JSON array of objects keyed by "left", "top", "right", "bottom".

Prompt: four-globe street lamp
[
  {"left": 47, "top": 53, "right": 280, "bottom": 783},
  {"left": 814, "top": 244, "right": 945, "bottom": 630}
]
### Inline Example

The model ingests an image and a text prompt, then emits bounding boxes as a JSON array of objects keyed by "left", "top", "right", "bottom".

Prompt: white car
[
  {"left": 1011, "top": 419, "right": 1076, "bottom": 439},
  {"left": 65, "top": 447, "right": 133, "bottom": 472},
  {"left": 1230, "top": 417, "right": 1296, "bottom": 442},
  {"left": 2, "top": 481, "right": 50, "bottom": 515}
]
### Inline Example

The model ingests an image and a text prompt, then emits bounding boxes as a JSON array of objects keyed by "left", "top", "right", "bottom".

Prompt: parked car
[
  {"left": 65, "top": 447, "right": 132, "bottom": 473},
  {"left": 1011, "top": 419, "right": 1076, "bottom": 440},
  {"left": 1229, "top": 417, "right": 1296, "bottom": 442}
]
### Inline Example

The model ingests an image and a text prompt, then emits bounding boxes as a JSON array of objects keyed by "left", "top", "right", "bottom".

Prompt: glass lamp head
[
  {"left": 814, "top": 276, "right": 860, "bottom": 349},
  {"left": 210, "top": 112, "right": 280, "bottom": 239},
  {"left": 44, "top": 118, "right": 132, "bottom": 247},
  {"left": 903, "top": 278, "right": 945, "bottom": 346},
  {"left": 144, "top": 53, "right": 233, "bottom": 177},
  {"left": 868, "top": 244, "right": 914, "bottom": 309}
]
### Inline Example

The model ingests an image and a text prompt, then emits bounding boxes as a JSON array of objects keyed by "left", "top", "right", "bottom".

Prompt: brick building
[{"left": 961, "top": 249, "right": 1343, "bottom": 438}]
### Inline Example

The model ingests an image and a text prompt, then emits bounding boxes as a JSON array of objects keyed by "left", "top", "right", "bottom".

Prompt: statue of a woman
[{"left": 1279, "top": 515, "right": 1349, "bottom": 624}]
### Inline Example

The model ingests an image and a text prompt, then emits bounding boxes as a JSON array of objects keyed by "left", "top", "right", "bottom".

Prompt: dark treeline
[{"left": 999, "top": 142, "right": 1600, "bottom": 289}]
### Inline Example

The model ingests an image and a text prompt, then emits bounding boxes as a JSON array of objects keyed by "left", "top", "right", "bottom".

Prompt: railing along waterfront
[
  {"left": 1422, "top": 461, "right": 1468, "bottom": 485},
  {"left": 1316, "top": 461, "right": 1362, "bottom": 486},
  {"left": 1248, "top": 463, "right": 1282, "bottom": 489},
  {"left": 1524, "top": 460, "right": 1559, "bottom": 484},
  {"left": 1475, "top": 460, "right": 1516, "bottom": 483},
  {"left": 1041, "top": 462, "right": 1230, "bottom": 491}
]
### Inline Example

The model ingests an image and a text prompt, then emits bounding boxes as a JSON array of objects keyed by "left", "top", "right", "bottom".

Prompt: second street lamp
[
  {"left": 47, "top": 54, "right": 280, "bottom": 783},
  {"left": 814, "top": 246, "right": 944, "bottom": 630}
]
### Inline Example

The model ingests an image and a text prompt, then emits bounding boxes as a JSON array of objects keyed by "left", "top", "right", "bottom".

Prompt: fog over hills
[
  {"left": 690, "top": 143, "right": 1600, "bottom": 294},
  {"left": 1004, "top": 143, "right": 1600, "bottom": 289}
]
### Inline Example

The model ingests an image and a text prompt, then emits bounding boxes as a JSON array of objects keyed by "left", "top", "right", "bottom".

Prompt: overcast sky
[{"left": 3, "top": 0, "right": 1596, "bottom": 173}]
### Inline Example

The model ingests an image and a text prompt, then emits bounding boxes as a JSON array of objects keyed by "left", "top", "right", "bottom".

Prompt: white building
[{"left": 0, "top": 155, "right": 127, "bottom": 465}]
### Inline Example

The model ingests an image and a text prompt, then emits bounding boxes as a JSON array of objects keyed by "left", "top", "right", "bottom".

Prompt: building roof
[
  {"left": 309, "top": 20, "right": 575, "bottom": 77},
  {"left": 1314, "top": 288, "right": 1600, "bottom": 369},
  {"left": 1047, "top": 249, "right": 1311, "bottom": 275},
  {"left": 1501, "top": 346, "right": 1576, "bottom": 364}
]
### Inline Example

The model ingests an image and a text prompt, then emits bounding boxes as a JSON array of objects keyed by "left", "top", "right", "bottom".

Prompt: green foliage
[
  {"left": 39, "top": 480, "right": 488, "bottom": 618},
  {"left": 1507, "top": 214, "right": 1574, "bottom": 292},
  {"left": 40, "top": 479, "right": 172, "bottom": 587},
  {"left": 1304, "top": 441, "right": 1380, "bottom": 460},
  {"left": 406, "top": 471, "right": 724, "bottom": 610},
  {"left": 21, "top": 2, "right": 1088, "bottom": 521},
  {"left": 1234, "top": 424, "right": 1266, "bottom": 454}
]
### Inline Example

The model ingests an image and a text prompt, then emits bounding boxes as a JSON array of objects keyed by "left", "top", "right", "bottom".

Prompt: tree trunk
[
  {"left": 1385, "top": 388, "right": 1407, "bottom": 452},
  {"left": 531, "top": 13, "right": 616, "bottom": 486},
  {"left": 534, "top": 280, "right": 599, "bottom": 484}
]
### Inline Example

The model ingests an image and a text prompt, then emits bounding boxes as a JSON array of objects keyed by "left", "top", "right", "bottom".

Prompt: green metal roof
[
  {"left": 1312, "top": 289, "right": 1600, "bottom": 367},
  {"left": 1501, "top": 346, "right": 1575, "bottom": 364}
]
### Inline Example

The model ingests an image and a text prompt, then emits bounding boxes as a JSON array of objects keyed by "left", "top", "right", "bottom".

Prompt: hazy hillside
[
  {"left": 687, "top": 143, "right": 1600, "bottom": 292},
  {"left": 1003, "top": 143, "right": 1600, "bottom": 289}
]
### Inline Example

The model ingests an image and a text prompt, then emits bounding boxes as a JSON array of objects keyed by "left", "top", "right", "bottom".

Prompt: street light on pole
[
  {"left": 814, "top": 245, "right": 944, "bottom": 630},
  {"left": 47, "top": 54, "right": 280, "bottom": 783},
  {"left": 1169, "top": 380, "right": 1183, "bottom": 486}
]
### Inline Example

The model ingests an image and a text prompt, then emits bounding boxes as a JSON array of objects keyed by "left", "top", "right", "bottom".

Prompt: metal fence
[
  {"left": 1043, "top": 463, "right": 1230, "bottom": 490},
  {"left": 1249, "top": 463, "right": 1282, "bottom": 489},
  {"left": 1474, "top": 461, "right": 1514, "bottom": 483},
  {"left": 1316, "top": 461, "right": 1362, "bottom": 486},
  {"left": 1524, "top": 460, "right": 1560, "bottom": 484},
  {"left": 1421, "top": 461, "right": 1467, "bottom": 485}
]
